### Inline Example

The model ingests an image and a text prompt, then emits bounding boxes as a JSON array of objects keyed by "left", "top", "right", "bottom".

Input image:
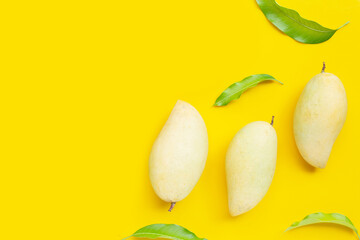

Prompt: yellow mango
[
  {"left": 294, "top": 65, "right": 347, "bottom": 168},
  {"left": 149, "top": 100, "right": 208, "bottom": 211},
  {"left": 226, "top": 120, "right": 277, "bottom": 216}
]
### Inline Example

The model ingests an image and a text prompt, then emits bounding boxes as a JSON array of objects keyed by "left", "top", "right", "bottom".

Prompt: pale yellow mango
[
  {"left": 149, "top": 100, "right": 208, "bottom": 211},
  {"left": 294, "top": 70, "right": 347, "bottom": 168},
  {"left": 226, "top": 121, "right": 277, "bottom": 216}
]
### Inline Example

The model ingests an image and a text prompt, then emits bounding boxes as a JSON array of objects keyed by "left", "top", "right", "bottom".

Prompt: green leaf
[
  {"left": 256, "top": 0, "right": 349, "bottom": 44},
  {"left": 214, "top": 74, "right": 283, "bottom": 107},
  {"left": 122, "top": 224, "right": 207, "bottom": 240},
  {"left": 286, "top": 212, "right": 360, "bottom": 239}
]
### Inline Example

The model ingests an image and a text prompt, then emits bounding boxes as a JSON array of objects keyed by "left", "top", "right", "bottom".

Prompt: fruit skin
[
  {"left": 226, "top": 121, "right": 277, "bottom": 216},
  {"left": 294, "top": 72, "right": 347, "bottom": 168},
  {"left": 149, "top": 100, "right": 208, "bottom": 204}
]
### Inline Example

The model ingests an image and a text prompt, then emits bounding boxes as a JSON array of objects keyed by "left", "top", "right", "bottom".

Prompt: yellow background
[{"left": 1, "top": 0, "right": 360, "bottom": 239}]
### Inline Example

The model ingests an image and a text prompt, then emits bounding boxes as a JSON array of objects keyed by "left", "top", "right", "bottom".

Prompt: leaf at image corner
[
  {"left": 286, "top": 212, "right": 360, "bottom": 239},
  {"left": 214, "top": 74, "right": 283, "bottom": 107},
  {"left": 256, "top": 0, "right": 349, "bottom": 44},
  {"left": 122, "top": 224, "right": 207, "bottom": 240}
]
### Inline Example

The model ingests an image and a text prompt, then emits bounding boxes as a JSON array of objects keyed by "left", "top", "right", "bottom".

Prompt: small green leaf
[
  {"left": 286, "top": 212, "right": 360, "bottom": 239},
  {"left": 122, "top": 224, "right": 207, "bottom": 240},
  {"left": 214, "top": 74, "right": 282, "bottom": 107},
  {"left": 256, "top": 0, "right": 349, "bottom": 44}
]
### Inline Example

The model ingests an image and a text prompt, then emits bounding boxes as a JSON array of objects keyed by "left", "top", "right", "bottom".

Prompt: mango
[
  {"left": 226, "top": 120, "right": 277, "bottom": 216},
  {"left": 294, "top": 65, "right": 347, "bottom": 168},
  {"left": 149, "top": 100, "right": 208, "bottom": 211}
]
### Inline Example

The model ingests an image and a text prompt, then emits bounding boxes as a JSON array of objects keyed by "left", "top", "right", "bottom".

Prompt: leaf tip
[
  {"left": 336, "top": 21, "right": 350, "bottom": 30},
  {"left": 213, "top": 101, "right": 225, "bottom": 107}
]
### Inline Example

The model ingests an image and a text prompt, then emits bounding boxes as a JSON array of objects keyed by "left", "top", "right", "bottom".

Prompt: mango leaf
[
  {"left": 286, "top": 212, "right": 360, "bottom": 239},
  {"left": 214, "top": 74, "right": 282, "bottom": 106},
  {"left": 256, "top": 0, "right": 349, "bottom": 44},
  {"left": 122, "top": 224, "right": 207, "bottom": 240}
]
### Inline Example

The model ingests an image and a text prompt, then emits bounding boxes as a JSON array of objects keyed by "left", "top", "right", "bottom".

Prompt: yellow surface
[{"left": 1, "top": 0, "right": 360, "bottom": 239}]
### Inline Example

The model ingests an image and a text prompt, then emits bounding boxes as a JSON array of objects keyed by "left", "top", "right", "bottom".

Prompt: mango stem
[
  {"left": 322, "top": 62, "right": 326, "bottom": 73},
  {"left": 168, "top": 202, "right": 176, "bottom": 212},
  {"left": 271, "top": 116, "right": 274, "bottom": 126}
]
